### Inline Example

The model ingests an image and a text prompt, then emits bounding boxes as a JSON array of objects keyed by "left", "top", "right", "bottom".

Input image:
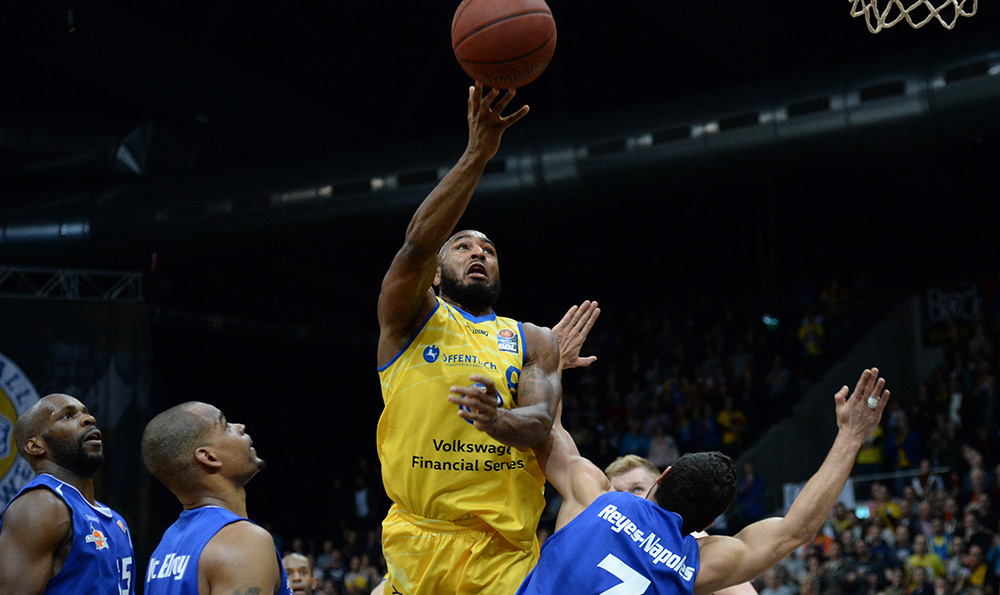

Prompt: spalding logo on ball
[{"left": 451, "top": 0, "right": 556, "bottom": 89}]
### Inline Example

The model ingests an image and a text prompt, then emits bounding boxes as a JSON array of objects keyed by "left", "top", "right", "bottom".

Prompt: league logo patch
[
  {"left": 118, "top": 520, "right": 128, "bottom": 534},
  {"left": 497, "top": 329, "right": 518, "bottom": 354},
  {"left": 86, "top": 526, "right": 109, "bottom": 550}
]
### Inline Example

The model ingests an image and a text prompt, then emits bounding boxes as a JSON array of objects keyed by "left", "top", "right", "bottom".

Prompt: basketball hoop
[{"left": 850, "top": 0, "right": 977, "bottom": 33}]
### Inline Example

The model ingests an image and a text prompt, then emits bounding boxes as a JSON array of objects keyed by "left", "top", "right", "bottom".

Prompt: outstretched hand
[
  {"left": 466, "top": 82, "right": 530, "bottom": 162},
  {"left": 551, "top": 300, "right": 601, "bottom": 371},
  {"left": 448, "top": 375, "right": 502, "bottom": 431},
  {"left": 834, "top": 367, "right": 890, "bottom": 441}
]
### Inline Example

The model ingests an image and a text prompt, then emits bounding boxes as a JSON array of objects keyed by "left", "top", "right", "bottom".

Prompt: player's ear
[
  {"left": 656, "top": 467, "right": 671, "bottom": 485},
  {"left": 433, "top": 266, "right": 442, "bottom": 288},
  {"left": 194, "top": 447, "right": 223, "bottom": 470},
  {"left": 23, "top": 435, "right": 47, "bottom": 457}
]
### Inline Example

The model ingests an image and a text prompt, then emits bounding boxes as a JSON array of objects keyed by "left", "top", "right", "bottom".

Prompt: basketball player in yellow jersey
[{"left": 377, "top": 83, "right": 567, "bottom": 595}]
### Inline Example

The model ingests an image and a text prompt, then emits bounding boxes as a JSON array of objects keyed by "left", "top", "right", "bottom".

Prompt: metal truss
[{"left": 0, "top": 266, "right": 144, "bottom": 302}]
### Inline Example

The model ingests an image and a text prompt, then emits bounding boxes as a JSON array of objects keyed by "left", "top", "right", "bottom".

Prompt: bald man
[
  {"left": 0, "top": 394, "right": 136, "bottom": 594},
  {"left": 282, "top": 553, "right": 318, "bottom": 595},
  {"left": 142, "top": 401, "right": 290, "bottom": 595},
  {"left": 376, "top": 83, "right": 566, "bottom": 595}
]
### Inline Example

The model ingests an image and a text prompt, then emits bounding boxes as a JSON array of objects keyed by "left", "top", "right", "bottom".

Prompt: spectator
[
  {"left": 895, "top": 524, "right": 914, "bottom": 564},
  {"left": 342, "top": 555, "right": 371, "bottom": 595},
  {"left": 868, "top": 483, "right": 902, "bottom": 532},
  {"left": 618, "top": 416, "right": 650, "bottom": 458},
  {"left": 829, "top": 502, "right": 858, "bottom": 539},
  {"left": 717, "top": 394, "right": 748, "bottom": 457},
  {"left": 947, "top": 536, "right": 969, "bottom": 583},
  {"left": 314, "top": 539, "right": 337, "bottom": 577},
  {"left": 818, "top": 540, "right": 857, "bottom": 595},
  {"left": 867, "top": 519, "right": 897, "bottom": 571},
  {"left": 910, "top": 565, "right": 934, "bottom": 595},
  {"left": 855, "top": 428, "right": 886, "bottom": 499},
  {"left": 883, "top": 565, "right": 908, "bottom": 595},
  {"left": 958, "top": 545, "right": 994, "bottom": 592},
  {"left": 961, "top": 511, "right": 993, "bottom": 553},
  {"left": 929, "top": 518, "right": 954, "bottom": 562},
  {"left": 645, "top": 420, "right": 680, "bottom": 469},
  {"left": 736, "top": 458, "right": 768, "bottom": 529},
  {"left": 913, "top": 459, "right": 947, "bottom": 499},
  {"left": 886, "top": 417, "right": 921, "bottom": 496},
  {"left": 760, "top": 567, "right": 796, "bottom": 595},
  {"left": 916, "top": 500, "right": 936, "bottom": 541},
  {"left": 909, "top": 533, "right": 948, "bottom": 579}
]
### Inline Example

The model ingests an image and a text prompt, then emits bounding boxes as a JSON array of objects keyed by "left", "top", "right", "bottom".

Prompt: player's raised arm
[
  {"left": 0, "top": 490, "right": 71, "bottom": 595},
  {"left": 694, "top": 368, "right": 890, "bottom": 595},
  {"left": 377, "top": 84, "right": 529, "bottom": 366}
]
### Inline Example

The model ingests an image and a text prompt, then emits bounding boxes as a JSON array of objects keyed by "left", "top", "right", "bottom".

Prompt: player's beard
[
  {"left": 439, "top": 266, "right": 501, "bottom": 313},
  {"left": 45, "top": 433, "right": 104, "bottom": 478}
]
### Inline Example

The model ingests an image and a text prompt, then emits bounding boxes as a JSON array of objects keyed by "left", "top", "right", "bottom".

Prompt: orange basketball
[{"left": 451, "top": 0, "right": 557, "bottom": 89}]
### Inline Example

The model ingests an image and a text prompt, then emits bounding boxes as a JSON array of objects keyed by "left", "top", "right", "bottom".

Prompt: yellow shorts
[{"left": 381, "top": 504, "right": 539, "bottom": 595}]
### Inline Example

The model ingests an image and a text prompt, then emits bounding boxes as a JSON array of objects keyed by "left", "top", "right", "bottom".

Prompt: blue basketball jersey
[
  {"left": 0, "top": 473, "right": 136, "bottom": 595},
  {"left": 145, "top": 506, "right": 291, "bottom": 595},
  {"left": 517, "top": 491, "right": 700, "bottom": 595}
]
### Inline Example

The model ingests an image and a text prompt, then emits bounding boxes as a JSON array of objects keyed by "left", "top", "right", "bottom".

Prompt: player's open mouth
[
  {"left": 467, "top": 263, "right": 487, "bottom": 280},
  {"left": 83, "top": 429, "right": 102, "bottom": 444}
]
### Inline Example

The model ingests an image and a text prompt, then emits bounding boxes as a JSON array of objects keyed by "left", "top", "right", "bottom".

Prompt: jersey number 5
[{"left": 597, "top": 554, "right": 651, "bottom": 595}]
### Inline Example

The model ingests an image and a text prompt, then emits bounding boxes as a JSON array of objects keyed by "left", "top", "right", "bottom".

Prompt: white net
[{"left": 850, "top": 0, "right": 978, "bottom": 32}]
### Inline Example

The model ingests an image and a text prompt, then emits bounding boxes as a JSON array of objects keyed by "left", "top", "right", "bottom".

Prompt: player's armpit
[
  {"left": 695, "top": 519, "right": 783, "bottom": 595},
  {"left": 0, "top": 489, "right": 72, "bottom": 595},
  {"left": 200, "top": 521, "right": 281, "bottom": 595}
]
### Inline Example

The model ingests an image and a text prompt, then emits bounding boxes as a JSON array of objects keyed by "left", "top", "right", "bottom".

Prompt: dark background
[{"left": 2, "top": 0, "right": 999, "bottom": 569}]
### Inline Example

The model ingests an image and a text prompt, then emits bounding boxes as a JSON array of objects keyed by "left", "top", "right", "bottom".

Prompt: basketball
[{"left": 451, "top": 0, "right": 557, "bottom": 90}]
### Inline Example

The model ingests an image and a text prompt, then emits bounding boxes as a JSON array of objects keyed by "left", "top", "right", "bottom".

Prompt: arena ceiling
[
  {"left": 1, "top": 0, "right": 998, "bottom": 314},
  {"left": 3, "top": 1, "right": 997, "bottom": 185}
]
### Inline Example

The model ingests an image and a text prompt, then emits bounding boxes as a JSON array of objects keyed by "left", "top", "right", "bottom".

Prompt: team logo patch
[
  {"left": 497, "top": 329, "right": 518, "bottom": 354},
  {"left": 0, "top": 351, "right": 41, "bottom": 510},
  {"left": 423, "top": 345, "right": 439, "bottom": 363},
  {"left": 86, "top": 526, "right": 109, "bottom": 550}
]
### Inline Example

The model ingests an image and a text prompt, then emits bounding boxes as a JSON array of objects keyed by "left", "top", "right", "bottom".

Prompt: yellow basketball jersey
[{"left": 377, "top": 297, "right": 545, "bottom": 552}]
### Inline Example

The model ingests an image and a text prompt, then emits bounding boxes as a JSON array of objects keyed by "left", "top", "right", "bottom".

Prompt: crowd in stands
[{"left": 273, "top": 271, "right": 1000, "bottom": 594}]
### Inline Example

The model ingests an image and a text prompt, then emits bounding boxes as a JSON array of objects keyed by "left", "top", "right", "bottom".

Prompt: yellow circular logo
[{"left": 0, "top": 351, "right": 40, "bottom": 506}]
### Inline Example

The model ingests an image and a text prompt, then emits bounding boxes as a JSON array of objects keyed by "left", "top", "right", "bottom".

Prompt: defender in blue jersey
[
  {"left": 513, "top": 367, "right": 891, "bottom": 595},
  {"left": 142, "top": 401, "right": 291, "bottom": 595},
  {"left": 0, "top": 394, "right": 136, "bottom": 594}
]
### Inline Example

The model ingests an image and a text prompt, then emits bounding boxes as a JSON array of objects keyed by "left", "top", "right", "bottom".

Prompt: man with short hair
[
  {"left": 376, "top": 81, "right": 575, "bottom": 595},
  {"left": 0, "top": 393, "right": 136, "bottom": 594},
  {"left": 506, "top": 368, "right": 889, "bottom": 594},
  {"left": 606, "top": 455, "right": 662, "bottom": 496},
  {"left": 603, "top": 454, "right": 759, "bottom": 595},
  {"left": 283, "top": 552, "right": 318, "bottom": 595},
  {"left": 142, "top": 401, "right": 290, "bottom": 595}
]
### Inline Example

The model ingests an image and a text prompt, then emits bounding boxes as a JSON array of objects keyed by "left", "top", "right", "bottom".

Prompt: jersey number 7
[{"left": 597, "top": 554, "right": 651, "bottom": 595}]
